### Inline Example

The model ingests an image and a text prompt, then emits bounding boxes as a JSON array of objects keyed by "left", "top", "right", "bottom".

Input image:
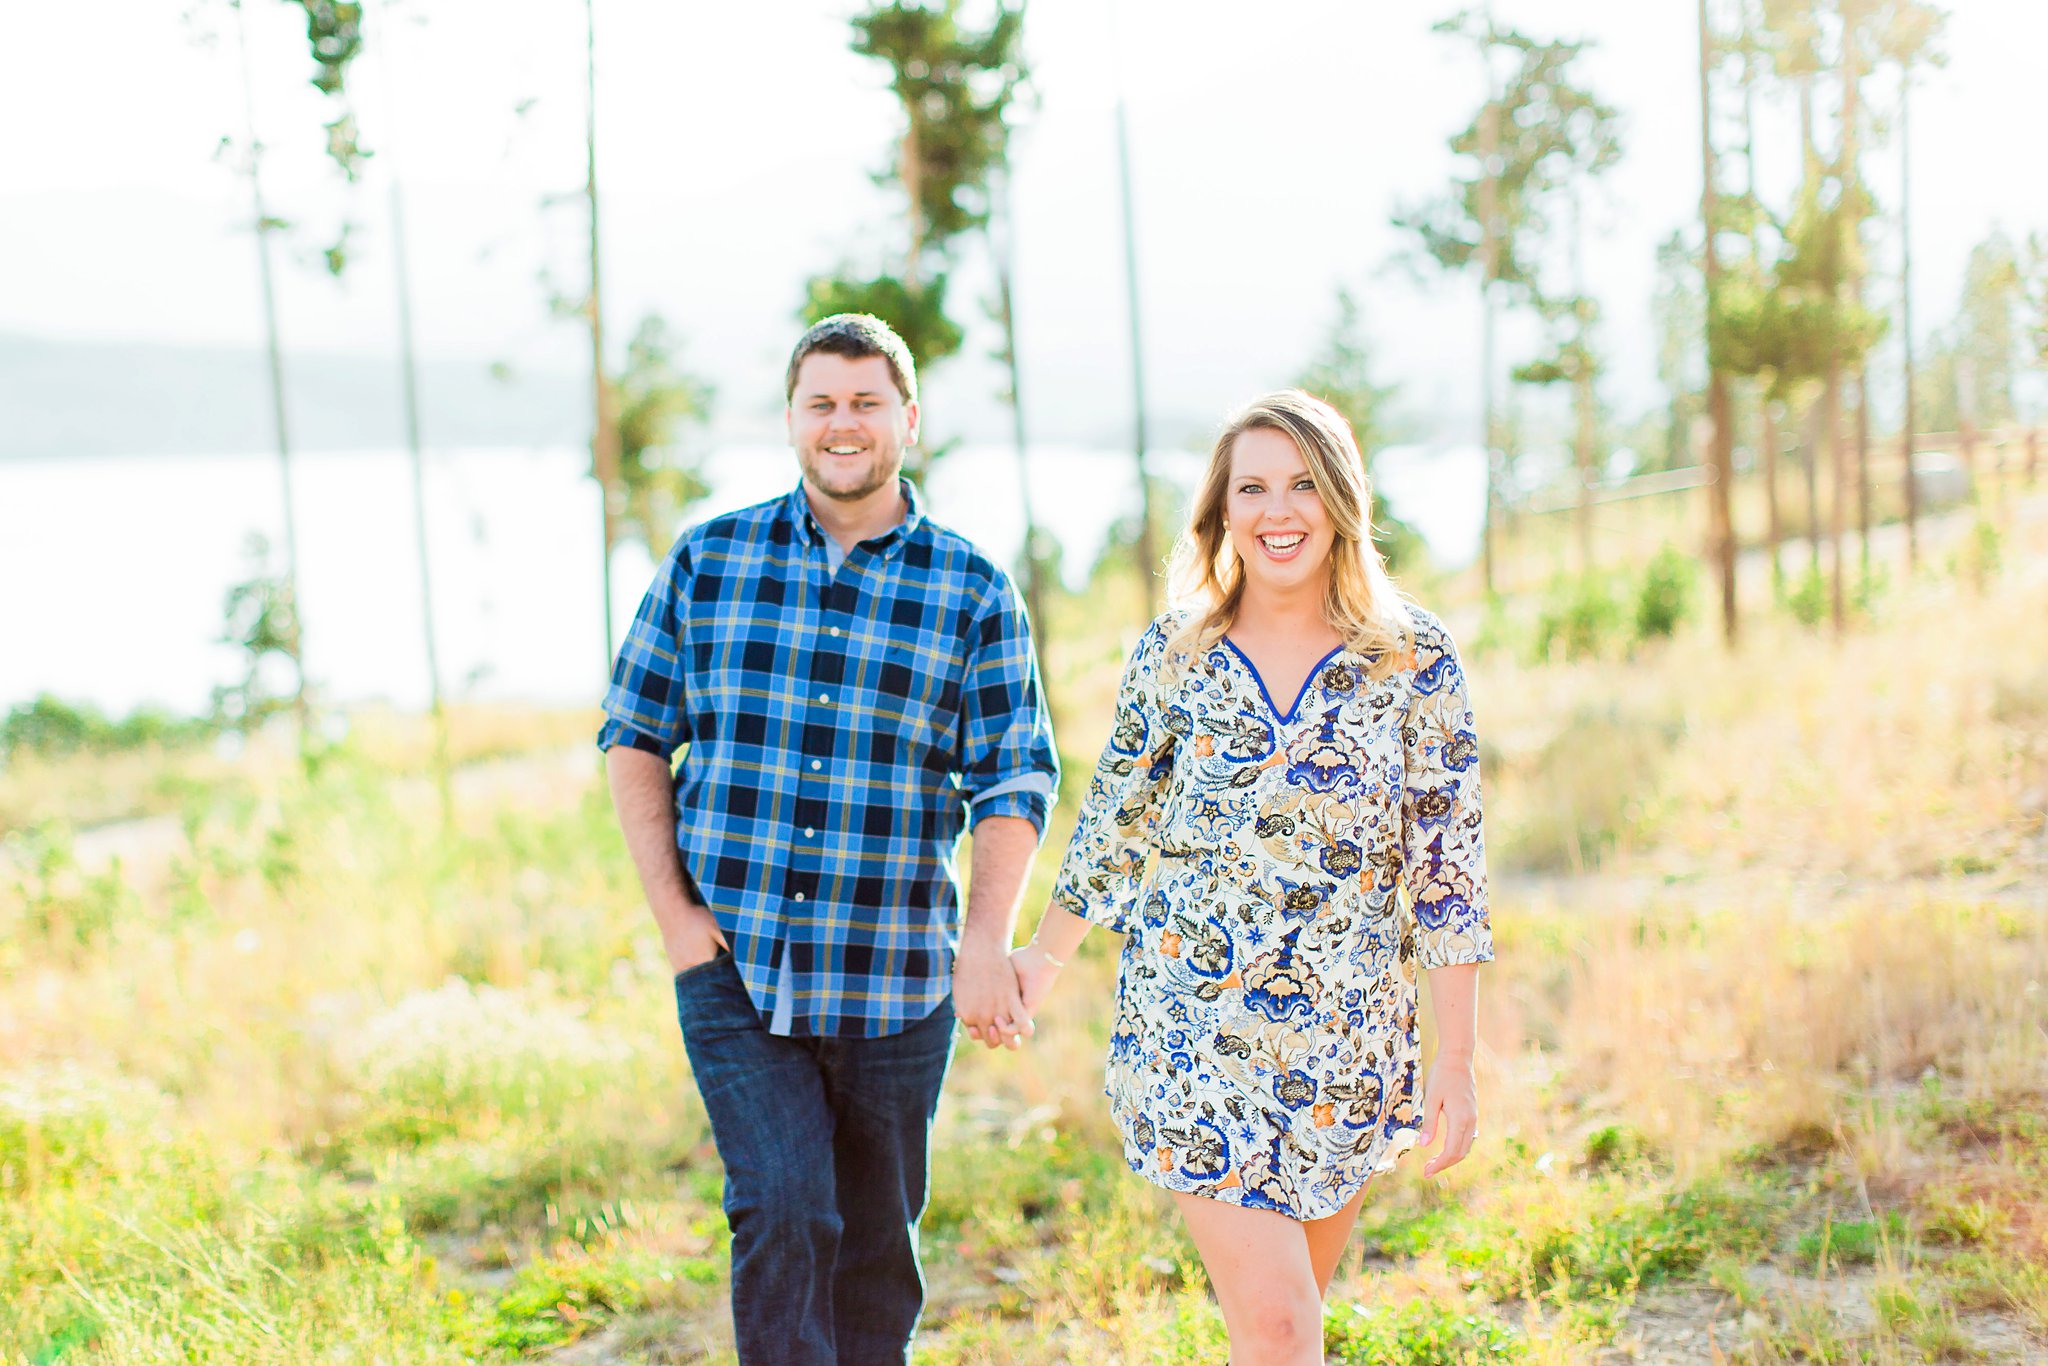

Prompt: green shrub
[
  {"left": 448, "top": 1247, "right": 709, "bottom": 1354},
  {"left": 0, "top": 1062, "right": 169, "bottom": 1191},
  {"left": 1324, "top": 1296, "right": 1524, "bottom": 1364},
  {"left": 1444, "top": 1178, "right": 1780, "bottom": 1299},
  {"left": 0, "top": 694, "right": 215, "bottom": 758},
  {"left": 340, "top": 980, "right": 632, "bottom": 1146},
  {"left": 1954, "top": 516, "right": 2001, "bottom": 591},
  {"left": 1534, "top": 574, "right": 1625, "bottom": 662},
  {"left": 1489, "top": 705, "right": 1678, "bottom": 873},
  {"left": 1632, "top": 544, "right": 1696, "bottom": 642},
  {"left": 2, "top": 824, "right": 135, "bottom": 958},
  {"left": 1796, "top": 1211, "right": 1910, "bottom": 1270},
  {"left": 1582, "top": 1124, "right": 1658, "bottom": 1174},
  {"left": 1786, "top": 564, "right": 1828, "bottom": 626}
]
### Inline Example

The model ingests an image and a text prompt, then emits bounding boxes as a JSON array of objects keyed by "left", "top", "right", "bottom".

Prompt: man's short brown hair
[{"left": 785, "top": 314, "right": 919, "bottom": 405}]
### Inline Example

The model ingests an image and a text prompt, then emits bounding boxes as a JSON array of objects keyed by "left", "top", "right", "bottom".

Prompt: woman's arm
[
  {"left": 1011, "top": 899, "right": 1093, "bottom": 1013},
  {"left": 1416, "top": 962, "right": 1479, "bottom": 1177},
  {"left": 1018, "top": 617, "right": 1179, "bottom": 1014},
  {"left": 1399, "top": 612, "right": 1491, "bottom": 1177}
]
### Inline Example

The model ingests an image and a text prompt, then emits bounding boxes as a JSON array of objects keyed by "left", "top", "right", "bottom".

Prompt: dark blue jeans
[{"left": 673, "top": 952, "right": 956, "bottom": 1366}]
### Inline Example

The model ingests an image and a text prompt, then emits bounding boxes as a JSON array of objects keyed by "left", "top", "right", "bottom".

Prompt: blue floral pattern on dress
[{"left": 1051, "top": 606, "right": 1493, "bottom": 1219}]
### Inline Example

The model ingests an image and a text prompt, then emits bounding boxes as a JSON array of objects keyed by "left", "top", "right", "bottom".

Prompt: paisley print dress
[{"left": 1049, "top": 606, "right": 1492, "bottom": 1219}]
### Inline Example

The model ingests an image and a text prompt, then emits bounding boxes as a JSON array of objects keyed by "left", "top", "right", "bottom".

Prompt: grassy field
[{"left": 2, "top": 493, "right": 2043, "bottom": 1364}]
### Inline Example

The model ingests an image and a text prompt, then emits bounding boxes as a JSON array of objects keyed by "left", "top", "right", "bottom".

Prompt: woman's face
[{"left": 1223, "top": 426, "right": 1335, "bottom": 598}]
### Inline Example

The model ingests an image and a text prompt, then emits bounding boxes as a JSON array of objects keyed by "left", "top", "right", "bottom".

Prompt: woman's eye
[{"left": 1296, "top": 480, "right": 1316, "bottom": 491}]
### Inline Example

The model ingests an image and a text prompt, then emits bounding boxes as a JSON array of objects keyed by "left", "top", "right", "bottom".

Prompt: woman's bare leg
[
  {"left": 1172, "top": 1192, "right": 1324, "bottom": 1366},
  {"left": 1302, "top": 1181, "right": 1371, "bottom": 1295}
]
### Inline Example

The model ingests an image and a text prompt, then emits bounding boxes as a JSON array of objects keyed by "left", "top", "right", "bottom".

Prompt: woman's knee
[{"left": 1229, "top": 1290, "right": 1322, "bottom": 1363}]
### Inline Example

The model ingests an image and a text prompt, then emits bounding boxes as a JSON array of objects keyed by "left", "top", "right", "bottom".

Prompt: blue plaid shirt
[{"left": 599, "top": 478, "right": 1059, "bottom": 1038}]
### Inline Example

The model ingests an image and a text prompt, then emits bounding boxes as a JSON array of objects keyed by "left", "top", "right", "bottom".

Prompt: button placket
[{"left": 791, "top": 557, "right": 852, "bottom": 914}]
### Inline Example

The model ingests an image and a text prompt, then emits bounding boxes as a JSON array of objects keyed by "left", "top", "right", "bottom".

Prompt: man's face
[{"left": 786, "top": 353, "right": 920, "bottom": 504}]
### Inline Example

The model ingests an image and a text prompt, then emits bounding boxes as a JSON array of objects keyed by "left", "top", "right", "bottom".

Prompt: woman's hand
[
  {"left": 1009, "top": 942, "right": 1066, "bottom": 1016},
  {"left": 1416, "top": 1052, "right": 1479, "bottom": 1177}
]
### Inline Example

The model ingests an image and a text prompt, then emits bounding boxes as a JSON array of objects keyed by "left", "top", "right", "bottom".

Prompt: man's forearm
[
  {"left": 961, "top": 814, "right": 1040, "bottom": 952},
  {"left": 605, "top": 746, "right": 697, "bottom": 936}
]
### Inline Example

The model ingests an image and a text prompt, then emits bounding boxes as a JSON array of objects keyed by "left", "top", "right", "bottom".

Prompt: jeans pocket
[{"left": 673, "top": 949, "right": 732, "bottom": 987}]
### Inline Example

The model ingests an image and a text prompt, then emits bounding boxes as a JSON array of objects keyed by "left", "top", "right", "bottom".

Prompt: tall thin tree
[
  {"left": 1699, "top": 0, "right": 1738, "bottom": 642},
  {"left": 1476, "top": 2, "right": 1503, "bottom": 595},
  {"left": 585, "top": 0, "right": 624, "bottom": 669},
  {"left": 989, "top": 164, "right": 1053, "bottom": 695},
  {"left": 805, "top": 1, "right": 1027, "bottom": 481},
  {"left": 231, "top": 0, "right": 309, "bottom": 721},
  {"left": 1898, "top": 66, "right": 1919, "bottom": 567},
  {"left": 356, "top": 0, "right": 454, "bottom": 824},
  {"left": 1109, "top": 0, "right": 1159, "bottom": 613}
]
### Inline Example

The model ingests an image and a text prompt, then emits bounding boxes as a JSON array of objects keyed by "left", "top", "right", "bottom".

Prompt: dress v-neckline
[{"left": 1220, "top": 637, "right": 1346, "bottom": 726}]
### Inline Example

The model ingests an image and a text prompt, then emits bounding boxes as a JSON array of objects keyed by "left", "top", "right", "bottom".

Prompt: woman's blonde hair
[{"left": 1163, "top": 389, "right": 1412, "bottom": 677}]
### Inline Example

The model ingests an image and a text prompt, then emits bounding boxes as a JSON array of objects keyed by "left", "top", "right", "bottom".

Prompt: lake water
[{"left": 0, "top": 441, "right": 1482, "bottom": 716}]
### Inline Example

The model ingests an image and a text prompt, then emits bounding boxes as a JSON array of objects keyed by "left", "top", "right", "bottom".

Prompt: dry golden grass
[{"left": 3, "top": 492, "right": 2044, "bottom": 1362}]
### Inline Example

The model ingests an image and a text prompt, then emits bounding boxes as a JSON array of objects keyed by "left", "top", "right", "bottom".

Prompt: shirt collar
[{"left": 787, "top": 475, "right": 926, "bottom": 557}]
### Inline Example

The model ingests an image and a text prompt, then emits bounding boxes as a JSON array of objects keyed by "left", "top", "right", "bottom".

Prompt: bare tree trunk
[
  {"left": 1855, "top": 368, "right": 1871, "bottom": 581},
  {"left": 1112, "top": 74, "right": 1158, "bottom": 613},
  {"left": 235, "top": 0, "right": 309, "bottom": 723},
  {"left": 1575, "top": 365, "right": 1596, "bottom": 574},
  {"left": 990, "top": 171, "right": 1053, "bottom": 714},
  {"left": 902, "top": 122, "right": 925, "bottom": 289},
  {"left": 1958, "top": 359, "right": 1979, "bottom": 496},
  {"left": 1746, "top": 50, "right": 1778, "bottom": 600},
  {"left": 1899, "top": 72, "right": 1918, "bottom": 568},
  {"left": 1841, "top": 11, "right": 1866, "bottom": 599},
  {"left": 366, "top": 0, "right": 453, "bottom": 825},
  {"left": 1825, "top": 366, "right": 1846, "bottom": 632},
  {"left": 1568, "top": 192, "right": 1595, "bottom": 576},
  {"left": 1761, "top": 392, "right": 1783, "bottom": 595},
  {"left": 1802, "top": 398, "right": 1822, "bottom": 573},
  {"left": 1477, "top": 0, "right": 1502, "bottom": 596},
  {"left": 585, "top": 0, "right": 622, "bottom": 669},
  {"left": 1698, "top": 0, "right": 1736, "bottom": 643}
]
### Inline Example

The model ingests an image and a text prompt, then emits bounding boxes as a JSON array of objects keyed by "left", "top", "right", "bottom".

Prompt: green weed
[{"left": 1323, "top": 1295, "right": 1525, "bottom": 1364}]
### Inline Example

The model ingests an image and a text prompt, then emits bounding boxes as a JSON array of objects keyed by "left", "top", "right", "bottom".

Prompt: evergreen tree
[{"left": 1294, "top": 288, "right": 1424, "bottom": 571}]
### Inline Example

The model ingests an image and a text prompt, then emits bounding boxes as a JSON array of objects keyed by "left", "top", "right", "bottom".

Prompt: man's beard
[{"left": 804, "top": 444, "right": 903, "bottom": 503}]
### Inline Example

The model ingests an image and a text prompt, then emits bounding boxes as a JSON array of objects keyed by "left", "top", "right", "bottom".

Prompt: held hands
[
  {"left": 1009, "top": 941, "right": 1065, "bottom": 1016},
  {"left": 1416, "top": 1052, "right": 1480, "bottom": 1178},
  {"left": 954, "top": 939, "right": 1070, "bottom": 1051},
  {"left": 953, "top": 938, "right": 1036, "bottom": 1051}
]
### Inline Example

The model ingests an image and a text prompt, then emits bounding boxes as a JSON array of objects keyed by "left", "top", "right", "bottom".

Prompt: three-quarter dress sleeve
[
  {"left": 1049, "top": 616, "right": 1178, "bottom": 933},
  {"left": 1398, "top": 612, "right": 1494, "bottom": 969}
]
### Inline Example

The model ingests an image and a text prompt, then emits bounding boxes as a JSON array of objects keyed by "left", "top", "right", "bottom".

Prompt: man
[{"left": 599, "top": 314, "right": 1058, "bottom": 1364}]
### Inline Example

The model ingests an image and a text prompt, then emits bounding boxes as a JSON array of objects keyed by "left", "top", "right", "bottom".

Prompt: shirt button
[
  {"left": 794, "top": 893, "right": 806, "bottom": 903},
  {"left": 804, "top": 827, "right": 816, "bottom": 838},
  {"left": 830, "top": 627, "right": 842, "bottom": 636},
  {"left": 810, "top": 759, "right": 822, "bottom": 771},
  {"left": 818, "top": 692, "right": 831, "bottom": 703}
]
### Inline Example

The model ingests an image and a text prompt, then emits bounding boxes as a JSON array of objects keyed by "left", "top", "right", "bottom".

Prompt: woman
[{"left": 1013, "top": 391, "right": 1492, "bottom": 1365}]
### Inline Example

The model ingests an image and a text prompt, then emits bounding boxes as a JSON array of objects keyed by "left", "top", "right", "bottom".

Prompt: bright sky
[{"left": 4, "top": 0, "right": 2041, "bottom": 447}]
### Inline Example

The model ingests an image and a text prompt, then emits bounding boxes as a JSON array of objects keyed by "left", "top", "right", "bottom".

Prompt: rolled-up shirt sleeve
[
  {"left": 597, "top": 538, "right": 693, "bottom": 760},
  {"left": 956, "top": 570, "right": 1060, "bottom": 835}
]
